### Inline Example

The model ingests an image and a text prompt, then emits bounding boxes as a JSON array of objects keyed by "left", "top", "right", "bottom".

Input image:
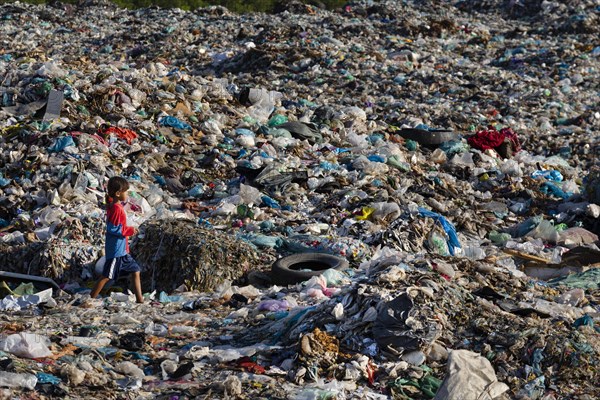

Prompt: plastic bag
[
  {"left": 115, "top": 361, "right": 145, "bottom": 379},
  {"left": 428, "top": 228, "right": 450, "bottom": 256},
  {"left": 239, "top": 233, "right": 283, "bottom": 249},
  {"left": 346, "top": 132, "right": 369, "bottom": 148},
  {"left": 528, "top": 219, "right": 559, "bottom": 244},
  {"left": 239, "top": 183, "right": 262, "bottom": 205},
  {"left": 332, "top": 303, "right": 344, "bottom": 320},
  {"left": 558, "top": 227, "right": 598, "bottom": 248},
  {"left": 247, "top": 89, "right": 281, "bottom": 123},
  {"left": 434, "top": 350, "right": 509, "bottom": 400},
  {"left": 489, "top": 231, "right": 511, "bottom": 246},
  {"left": 450, "top": 152, "right": 474, "bottom": 167},
  {"left": 371, "top": 202, "right": 401, "bottom": 222},
  {"left": 321, "top": 269, "right": 349, "bottom": 287},
  {"left": 261, "top": 196, "right": 281, "bottom": 209},
  {"left": 48, "top": 136, "right": 76, "bottom": 152},
  {"left": 145, "top": 322, "right": 168, "bottom": 337},
  {"left": 292, "top": 389, "right": 339, "bottom": 400},
  {"left": 257, "top": 299, "right": 289, "bottom": 312},
  {"left": 531, "top": 169, "right": 563, "bottom": 182},
  {"left": 460, "top": 245, "right": 486, "bottom": 260},
  {"left": 419, "top": 208, "right": 461, "bottom": 255},
  {"left": 124, "top": 192, "right": 154, "bottom": 228},
  {"left": 500, "top": 159, "right": 523, "bottom": 177},
  {"left": 431, "top": 148, "right": 448, "bottom": 164},
  {"left": 0, "top": 372, "right": 38, "bottom": 390},
  {"left": 159, "top": 116, "right": 192, "bottom": 131},
  {"left": 0, "top": 332, "right": 52, "bottom": 358}
]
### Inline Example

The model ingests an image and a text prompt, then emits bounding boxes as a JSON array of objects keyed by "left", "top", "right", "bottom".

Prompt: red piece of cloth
[
  {"left": 237, "top": 357, "right": 266, "bottom": 374},
  {"left": 99, "top": 126, "right": 138, "bottom": 145},
  {"left": 467, "top": 126, "right": 521, "bottom": 153},
  {"left": 366, "top": 361, "right": 376, "bottom": 385}
]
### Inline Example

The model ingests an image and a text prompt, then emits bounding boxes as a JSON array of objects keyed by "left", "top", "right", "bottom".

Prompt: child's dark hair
[{"left": 105, "top": 176, "right": 130, "bottom": 205}]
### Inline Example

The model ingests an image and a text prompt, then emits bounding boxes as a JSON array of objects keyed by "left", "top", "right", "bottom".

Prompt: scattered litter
[{"left": 0, "top": 0, "right": 598, "bottom": 398}]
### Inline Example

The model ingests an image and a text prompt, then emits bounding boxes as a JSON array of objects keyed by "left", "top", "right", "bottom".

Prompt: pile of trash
[
  {"left": 133, "top": 218, "right": 264, "bottom": 292},
  {"left": 0, "top": 0, "right": 599, "bottom": 398}
]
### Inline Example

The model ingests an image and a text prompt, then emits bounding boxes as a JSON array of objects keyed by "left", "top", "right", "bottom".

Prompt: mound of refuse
[
  {"left": 0, "top": 0, "right": 599, "bottom": 398},
  {"left": 133, "top": 219, "right": 263, "bottom": 292}
]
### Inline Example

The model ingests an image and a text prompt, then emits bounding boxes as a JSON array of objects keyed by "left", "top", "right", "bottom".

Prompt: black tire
[
  {"left": 397, "top": 128, "right": 457, "bottom": 146},
  {"left": 271, "top": 253, "right": 349, "bottom": 285}
]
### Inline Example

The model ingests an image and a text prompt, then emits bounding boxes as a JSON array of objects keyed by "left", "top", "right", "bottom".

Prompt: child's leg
[
  {"left": 90, "top": 277, "right": 110, "bottom": 299},
  {"left": 131, "top": 272, "right": 143, "bottom": 303}
]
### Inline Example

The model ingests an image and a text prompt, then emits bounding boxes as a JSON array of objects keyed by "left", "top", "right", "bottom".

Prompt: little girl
[{"left": 90, "top": 176, "right": 143, "bottom": 303}]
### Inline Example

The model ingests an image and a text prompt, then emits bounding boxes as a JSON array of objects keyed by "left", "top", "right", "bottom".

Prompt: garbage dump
[{"left": 0, "top": 0, "right": 599, "bottom": 398}]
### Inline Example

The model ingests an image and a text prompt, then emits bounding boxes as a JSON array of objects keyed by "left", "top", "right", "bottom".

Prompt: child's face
[{"left": 115, "top": 189, "right": 129, "bottom": 202}]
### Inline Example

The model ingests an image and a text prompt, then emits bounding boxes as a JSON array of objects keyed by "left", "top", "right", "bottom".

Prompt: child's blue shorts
[{"left": 102, "top": 254, "right": 141, "bottom": 280}]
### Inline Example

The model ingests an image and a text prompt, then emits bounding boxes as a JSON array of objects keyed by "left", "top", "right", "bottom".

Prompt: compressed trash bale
[
  {"left": 397, "top": 128, "right": 458, "bottom": 146},
  {"left": 133, "top": 219, "right": 261, "bottom": 292},
  {"left": 0, "top": 240, "right": 100, "bottom": 283}
]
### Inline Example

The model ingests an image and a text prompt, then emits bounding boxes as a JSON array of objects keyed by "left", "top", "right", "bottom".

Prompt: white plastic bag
[
  {"left": 434, "top": 350, "right": 509, "bottom": 400},
  {"left": 115, "top": 361, "right": 145, "bottom": 379},
  {"left": 0, "top": 332, "right": 52, "bottom": 358},
  {"left": 0, "top": 371, "right": 38, "bottom": 390},
  {"left": 247, "top": 89, "right": 282, "bottom": 123},
  {"left": 238, "top": 183, "right": 263, "bottom": 205},
  {"left": 528, "top": 219, "right": 559, "bottom": 244}
]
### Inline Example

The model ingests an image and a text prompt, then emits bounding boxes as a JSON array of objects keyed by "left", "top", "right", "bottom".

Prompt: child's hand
[{"left": 133, "top": 227, "right": 139, "bottom": 235}]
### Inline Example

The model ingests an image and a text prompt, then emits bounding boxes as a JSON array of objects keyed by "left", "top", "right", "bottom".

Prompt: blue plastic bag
[
  {"left": 154, "top": 175, "right": 166, "bottom": 186},
  {"left": 319, "top": 161, "right": 339, "bottom": 171},
  {"left": 235, "top": 128, "right": 255, "bottom": 136},
  {"left": 188, "top": 184, "right": 204, "bottom": 198},
  {"left": 418, "top": 207, "right": 461, "bottom": 256},
  {"left": 0, "top": 173, "right": 10, "bottom": 187},
  {"left": 37, "top": 373, "right": 61, "bottom": 385},
  {"left": 159, "top": 291, "right": 182, "bottom": 303},
  {"left": 540, "top": 182, "right": 572, "bottom": 199},
  {"left": 261, "top": 195, "right": 280, "bottom": 209},
  {"left": 531, "top": 170, "right": 563, "bottom": 182},
  {"left": 239, "top": 233, "right": 283, "bottom": 249},
  {"left": 159, "top": 116, "right": 192, "bottom": 131},
  {"left": 573, "top": 315, "right": 596, "bottom": 330},
  {"left": 367, "top": 154, "right": 386, "bottom": 163},
  {"left": 48, "top": 136, "right": 75, "bottom": 152}
]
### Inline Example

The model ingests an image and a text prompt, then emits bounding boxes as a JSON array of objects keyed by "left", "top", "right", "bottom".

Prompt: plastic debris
[
  {"left": 0, "top": 0, "right": 598, "bottom": 398},
  {"left": 434, "top": 350, "right": 509, "bottom": 400},
  {"left": 0, "top": 332, "right": 52, "bottom": 359}
]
